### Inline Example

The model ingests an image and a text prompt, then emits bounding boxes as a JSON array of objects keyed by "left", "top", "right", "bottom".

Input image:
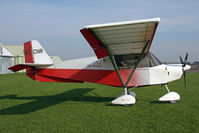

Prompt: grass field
[{"left": 0, "top": 73, "right": 198, "bottom": 133}]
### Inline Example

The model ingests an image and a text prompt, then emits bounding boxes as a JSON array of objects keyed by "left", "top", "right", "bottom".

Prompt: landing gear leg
[
  {"left": 159, "top": 84, "right": 180, "bottom": 104},
  {"left": 165, "top": 84, "right": 170, "bottom": 93},
  {"left": 124, "top": 87, "right": 128, "bottom": 95}
]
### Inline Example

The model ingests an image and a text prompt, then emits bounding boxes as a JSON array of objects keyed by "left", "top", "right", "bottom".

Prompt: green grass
[{"left": 0, "top": 73, "right": 199, "bottom": 133}]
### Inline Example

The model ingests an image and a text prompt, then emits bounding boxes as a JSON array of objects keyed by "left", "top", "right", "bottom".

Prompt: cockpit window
[
  {"left": 114, "top": 52, "right": 162, "bottom": 69},
  {"left": 114, "top": 54, "right": 138, "bottom": 68}
]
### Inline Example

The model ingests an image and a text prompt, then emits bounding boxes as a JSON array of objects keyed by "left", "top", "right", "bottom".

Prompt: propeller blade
[
  {"left": 179, "top": 56, "right": 183, "bottom": 64},
  {"left": 184, "top": 52, "right": 188, "bottom": 63},
  {"left": 183, "top": 53, "right": 188, "bottom": 67},
  {"left": 183, "top": 71, "right": 186, "bottom": 89},
  {"left": 179, "top": 52, "right": 188, "bottom": 89}
]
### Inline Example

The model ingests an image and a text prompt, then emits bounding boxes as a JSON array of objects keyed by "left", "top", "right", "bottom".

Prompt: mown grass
[{"left": 0, "top": 73, "right": 198, "bottom": 133}]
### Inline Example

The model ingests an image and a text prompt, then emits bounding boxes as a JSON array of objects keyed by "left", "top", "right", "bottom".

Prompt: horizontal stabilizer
[{"left": 8, "top": 63, "right": 52, "bottom": 72}]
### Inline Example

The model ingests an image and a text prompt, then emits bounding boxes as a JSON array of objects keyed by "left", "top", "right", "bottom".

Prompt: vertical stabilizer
[{"left": 24, "top": 40, "right": 53, "bottom": 64}]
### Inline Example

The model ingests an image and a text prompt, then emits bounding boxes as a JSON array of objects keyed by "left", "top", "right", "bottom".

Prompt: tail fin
[
  {"left": 9, "top": 40, "right": 53, "bottom": 72},
  {"left": 24, "top": 40, "right": 53, "bottom": 64}
]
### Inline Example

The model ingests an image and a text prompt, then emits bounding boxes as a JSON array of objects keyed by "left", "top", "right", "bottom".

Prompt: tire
[
  {"left": 125, "top": 104, "right": 132, "bottom": 107},
  {"left": 170, "top": 100, "right": 177, "bottom": 104}
]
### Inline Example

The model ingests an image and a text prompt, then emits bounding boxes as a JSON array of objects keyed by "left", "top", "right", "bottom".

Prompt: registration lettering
[{"left": 33, "top": 48, "right": 43, "bottom": 54}]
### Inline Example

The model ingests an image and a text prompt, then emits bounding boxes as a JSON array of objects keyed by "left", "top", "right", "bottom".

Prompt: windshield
[{"left": 138, "top": 52, "right": 162, "bottom": 68}]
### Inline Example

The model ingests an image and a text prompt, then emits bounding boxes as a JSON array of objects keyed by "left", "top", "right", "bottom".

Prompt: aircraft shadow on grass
[{"left": 0, "top": 88, "right": 114, "bottom": 115}]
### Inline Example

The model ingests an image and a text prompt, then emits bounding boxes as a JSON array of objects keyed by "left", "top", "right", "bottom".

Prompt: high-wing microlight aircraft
[{"left": 9, "top": 18, "right": 191, "bottom": 106}]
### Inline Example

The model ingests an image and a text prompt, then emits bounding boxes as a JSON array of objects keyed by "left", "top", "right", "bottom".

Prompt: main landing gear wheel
[
  {"left": 111, "top": 87, "right": 136, "bottom": 106},
  {"left": 124, "top": 104, "right": 133, "bottom": 107}
]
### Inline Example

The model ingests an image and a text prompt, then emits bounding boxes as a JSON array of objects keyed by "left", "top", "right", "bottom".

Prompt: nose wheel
[
  {"left": 170, "top": 100, "right": 177, "bottom": 104},
  {"left": 159, "top": 84, "right": 180, "bottom": 104}
]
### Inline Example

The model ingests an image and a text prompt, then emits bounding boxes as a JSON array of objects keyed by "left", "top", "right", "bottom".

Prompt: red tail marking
[{"left": 24, "top": 41, "right": 34, "bottom": 63}]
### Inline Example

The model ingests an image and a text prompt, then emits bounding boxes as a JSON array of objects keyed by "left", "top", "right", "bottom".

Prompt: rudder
[{"left": 24, "top": 41, "right": 34, "bottom": 63}]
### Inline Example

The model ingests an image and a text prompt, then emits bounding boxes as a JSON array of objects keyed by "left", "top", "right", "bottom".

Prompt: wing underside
[{"left": 81, "top": 18, "right": 160, "bottom": 59}]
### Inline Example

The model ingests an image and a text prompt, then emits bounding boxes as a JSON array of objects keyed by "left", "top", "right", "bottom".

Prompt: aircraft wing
[
  {"left": 80, "top": 18, "right": 160, "bottom": 59},
  {"left": 81, "top": 18, "right": 160, "bottom": 87}
]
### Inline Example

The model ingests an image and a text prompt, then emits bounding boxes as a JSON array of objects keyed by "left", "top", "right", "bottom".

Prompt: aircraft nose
[{"left": 183, "top": 65, "right": 191, "bottom": 71}]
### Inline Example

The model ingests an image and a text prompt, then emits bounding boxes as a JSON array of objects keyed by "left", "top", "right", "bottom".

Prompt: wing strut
[
  {"left": 105, "top": 46, "right": 125, "bottom": 87},
  {"left": 124, "top": 41, "right": 150, "bottom": 87},
  {"left": 105, "top": 41, "right": 150, "bottom": 87}
]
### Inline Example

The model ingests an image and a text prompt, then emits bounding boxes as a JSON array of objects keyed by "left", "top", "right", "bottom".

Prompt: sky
[{"left": 0, "top": 0, "right": 198, "bottom": 62}]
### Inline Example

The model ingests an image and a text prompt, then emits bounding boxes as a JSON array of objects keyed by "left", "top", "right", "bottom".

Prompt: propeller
[{"left": 179, "top": 53, "right": 188, "bottom": 89}]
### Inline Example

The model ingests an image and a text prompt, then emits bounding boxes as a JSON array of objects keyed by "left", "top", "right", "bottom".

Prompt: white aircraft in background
[{"left": 9, "top": 18, "right": 191, "bottom": 106}]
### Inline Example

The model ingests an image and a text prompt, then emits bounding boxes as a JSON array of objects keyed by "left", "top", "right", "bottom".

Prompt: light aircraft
[{"left": 9, "top": 18, "right": 191, "bottom": 106}]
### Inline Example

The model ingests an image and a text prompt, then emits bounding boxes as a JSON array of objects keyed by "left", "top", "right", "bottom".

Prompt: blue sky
[{"left": 0, "top": 0, "right": 198, "bottom": 62}]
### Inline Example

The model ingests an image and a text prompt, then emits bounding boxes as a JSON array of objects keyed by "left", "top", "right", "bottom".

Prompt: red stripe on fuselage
[
  {"left": 36, "top": 75, "right": 84, "bottom": 83},
  {"left": 26, "top": 67, "right": 36, "bottom": 80},
  {"left": 31, "top": 68, "right": 139, "bottom": 87}
]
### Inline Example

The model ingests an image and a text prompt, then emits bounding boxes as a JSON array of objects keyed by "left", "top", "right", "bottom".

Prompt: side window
[
  {"left": 115, "top": 54, "right": 138, "bottom": 69},
  {"left": 114, "top": 52, "right": 162, "bottom": 69}
]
